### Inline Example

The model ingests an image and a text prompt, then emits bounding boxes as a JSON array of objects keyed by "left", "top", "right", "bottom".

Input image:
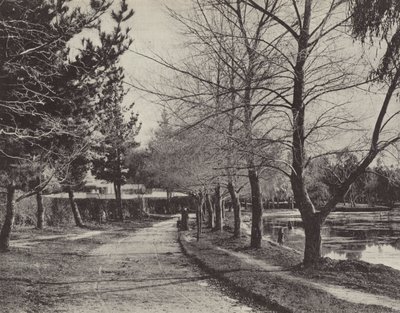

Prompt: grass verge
[{"left": 179, "top": 218, "right": 400, "bottom": 313}]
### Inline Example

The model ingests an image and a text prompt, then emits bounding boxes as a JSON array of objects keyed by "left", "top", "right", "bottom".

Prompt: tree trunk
[
  {"left": 303, "top": 216, "right": 322, "bottom": 266},
  {"left": 214, "top": 184, "right": 223, "bottom": 231},
  {"left": 118, "top": 184, "right": 123, "bottom": 221},
  {"left": 287, "top": 0, "right": 400, "bottom": 266},
  {"left": 181, "top": 208, "right": 189, "bottom": 231},
  {"left": 115, "top": 147, "right": 124, "bottom": 221},
  {"left": 290, "top": 0, "right": 319, "bottom": 264},
  {"left": 68, "top": 187, "right": 84, "bottom": 228},
  {"left": 205, "top": 193, "right": 215, "bottom": 229},
  {"left": 114, "top": 183, "right": 123, "bottom": 221},
  {"left": 0, "top": 184, "right": 16, "bottom": 252},
  {"left": 240, "top": 39, "right": 264, "bottom": 248},
  {"left": 202, "top": 200, "right": 206, "bottom": 221},
  {"left": 249, "top": 169, "right": 263, "bottom": 248},
  {"left": 196, "top": 194, "right": 204, "bottom": 241},
  {"left": 36, "top": 191, "right": 45, "bottom": 230},
  {"left": 228, "top": 181, "right": 241, "bottom": 238},
  {"left": 166, "top": 189, "right": 172, "bottom": 214},
  {"left": 140, "top": 196, "right": 147, "bottom": 216}
]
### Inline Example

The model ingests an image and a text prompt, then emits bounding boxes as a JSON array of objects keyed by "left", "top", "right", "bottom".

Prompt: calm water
[{"left": 263, "top": 208, "right": 400, "bottom": 270}]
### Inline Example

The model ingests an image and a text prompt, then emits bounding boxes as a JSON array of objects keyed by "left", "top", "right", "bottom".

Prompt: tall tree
[
  {"left": 87, "top": 0, "right": 137, "bottom": 221},
  {"left": 92, "top": 93, "right": 140, "bottom": 221},
  {"left": 138, "top": 0, "right": 287, "bottom": 244},
  {"left": 238, "top": 0, "right": 400, "bottom": 265},
  {"left": 53, "top": 0, "right": 138, "bottom": 226},
  {"left": 0, "top": 0, "right": 111, "bottom": 251}
]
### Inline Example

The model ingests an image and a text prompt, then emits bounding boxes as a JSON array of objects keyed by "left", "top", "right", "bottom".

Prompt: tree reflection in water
[{"left": 263, "top": 209, "right": 400, "bottom": 269}]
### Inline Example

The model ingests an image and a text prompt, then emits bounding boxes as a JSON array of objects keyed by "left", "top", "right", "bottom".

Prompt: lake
[{"left": 262, "top": 208, "right": 400, "bottom": 270}]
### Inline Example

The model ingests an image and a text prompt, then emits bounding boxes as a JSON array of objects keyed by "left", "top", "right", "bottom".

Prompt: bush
[
  {"left": 0, "top": 195, "right": 144, "bottom": 227},
  {"left": 46, "top": 198, "right": 75, "bottom": 226},
  {"left": 75, "top": 198, "right": 143, "bottom": 221}
]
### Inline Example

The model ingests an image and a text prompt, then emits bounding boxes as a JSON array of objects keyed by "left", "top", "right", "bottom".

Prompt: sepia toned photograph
[{"left": 1, "top": 0, "right": 400, "bottom": 312}]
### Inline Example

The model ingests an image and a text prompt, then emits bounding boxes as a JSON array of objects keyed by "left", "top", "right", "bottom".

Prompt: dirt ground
[
  {"left": 179, "top": 214, "right": 400, "bottom": 313},
  {"left": 0, "top": 217, "right": 272, "bottom": 313}
]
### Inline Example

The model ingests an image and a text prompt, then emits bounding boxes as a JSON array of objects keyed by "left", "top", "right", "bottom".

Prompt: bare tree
[
  {"left": 230, "top": 0, "right": 400, "bottom": 265},
  {"left": 130, "top": 0, "right": 290, "bottom": 246}
]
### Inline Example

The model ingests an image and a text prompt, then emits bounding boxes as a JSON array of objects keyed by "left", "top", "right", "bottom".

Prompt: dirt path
[
  {"left": 12, "top": 231, "right": 105, "bottom": 248},
  {"left": 48, "top": 219, "right": 271, "bottom": 313}
]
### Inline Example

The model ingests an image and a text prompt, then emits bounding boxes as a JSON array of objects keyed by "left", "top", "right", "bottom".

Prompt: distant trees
[
  {"left": 308, "top": 153, "right": 400, "bottom": 208},
  {"left": 139, "top": 110, "right": 188, "bottom": 192},
  {"left": 92, "top": 104, "right": 140, "bottom": 221},
  {"left": 319, "top": 152, "right": 362, "bottom": 207},
  {"left": 142, "top": 107, "right": 224, "bottom": 234},
  {"left": 144, "top": 110, "right": 218, "bottom": 192},
  {"left": 371, "top": 164, "right": 400, "bottom": 206}
]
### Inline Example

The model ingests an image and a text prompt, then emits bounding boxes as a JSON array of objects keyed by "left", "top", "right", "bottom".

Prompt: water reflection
[
  {"left": 263, "top": 209, "right": 400, "bottom": 270},
  {"left": 325, "top": 245, "right": 400, "bottom": 270}
]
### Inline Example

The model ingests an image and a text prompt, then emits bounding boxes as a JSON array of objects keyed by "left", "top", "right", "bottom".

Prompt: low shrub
[{"left": 0, "top": 195, "right": 143, "bottom": 227}]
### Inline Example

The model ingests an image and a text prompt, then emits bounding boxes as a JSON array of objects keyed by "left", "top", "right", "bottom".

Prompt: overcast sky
[
  {"left": 69, "top": 0, "right": 188, "bottom": 145},
  {"left": 120, "top": 0, "right": 189, "bottom": 145},
  {"left": 120, "top": 1, "right": 388, "bottom": 150},
  {"left": 75, "top": 0, "right": 399, "bottom": 162}
]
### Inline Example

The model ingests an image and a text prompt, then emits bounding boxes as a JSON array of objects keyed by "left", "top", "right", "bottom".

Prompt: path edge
[{"left": 178, "top": 231, "right": 293, "bottom": 313}]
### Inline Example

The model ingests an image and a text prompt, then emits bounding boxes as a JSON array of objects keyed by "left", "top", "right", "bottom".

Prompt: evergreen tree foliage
[
  {"left": 91, "top": 81, "right": 140, "bottom": 220},
  {"left": 87, "top": 0, "right": 138, "bottom": 221},
  {"left": 0, "top": 0, "right": 112, "bottom": 249}
]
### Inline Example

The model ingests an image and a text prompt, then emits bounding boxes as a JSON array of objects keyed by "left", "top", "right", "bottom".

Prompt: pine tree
[
  {"left": 88, "top": 0, "right": 138, "bottom": 221},
  {"left": 50, "top": 0, "right": 134, "bottom": 227},
  {"left": 0, "top": 0, "right": 111, "bottom": 250},
  {"left": 91, "top": 73, "right": 140, "bottom": 220}
]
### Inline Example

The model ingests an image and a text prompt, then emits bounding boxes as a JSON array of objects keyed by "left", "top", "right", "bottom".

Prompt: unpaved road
[{"left": 49, "top": 219, "right": 270, "bottom": 313}]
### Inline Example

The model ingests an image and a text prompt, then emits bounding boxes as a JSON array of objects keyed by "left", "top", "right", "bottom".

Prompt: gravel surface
[{"left": 49, "top": 219, "right": 271, "bottom": 313}]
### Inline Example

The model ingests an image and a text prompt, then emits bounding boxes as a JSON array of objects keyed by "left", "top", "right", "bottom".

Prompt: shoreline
[{"left": 179, "top": 214, "right": 400, "bottom": 312}]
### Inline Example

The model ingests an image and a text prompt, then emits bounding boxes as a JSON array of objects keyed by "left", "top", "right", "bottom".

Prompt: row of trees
[
  {"left": 138, "top": 0, "right": 400, "bottom": 266},
  {"left": 0, "top": 0, "right": 140, "bottom": 251}
]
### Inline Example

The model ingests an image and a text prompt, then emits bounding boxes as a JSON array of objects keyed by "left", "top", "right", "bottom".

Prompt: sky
[
  {"left": 120, "top": 0, "right": 189, "bottom": 145},
  {"left": 70, "top": 0, "right": 400, "bottom": 162},
  {"left": 68, "top": 0, "right": 189, "bottom": 145},
  {"left": 121, "top": 1, "right": 387, "bottom": 147}
]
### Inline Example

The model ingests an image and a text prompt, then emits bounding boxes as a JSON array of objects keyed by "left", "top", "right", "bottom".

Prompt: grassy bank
[{"left": 179, "top": 213, "right": 400, "bottom": 313}]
